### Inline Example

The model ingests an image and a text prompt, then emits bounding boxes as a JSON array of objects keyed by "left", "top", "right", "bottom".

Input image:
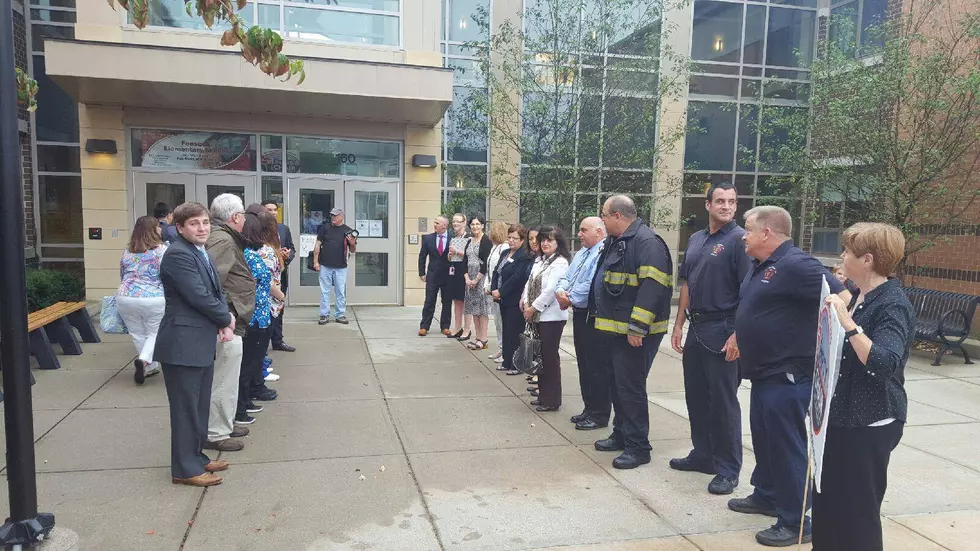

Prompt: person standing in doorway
[
  {"left": 418, "top": 215, "right": 452, "bottom": 336},
  {"left": 313, "top": 207, "right": 356, "bottom": 325},
  {"left": 154, "top": 202, "right": 179, "bottom": 244},
  {"left": 555, "top": 216, "right": 606, "bottom": 429},
  {"left": 262, "top": 199, "right": 296, "bottom": 352},
  {"left": 591, "top": 195, "right": 673, "bottom": 470},
  {"left": 669, "top": 181, "right": 751, "bottom": 496},
  {"left": 154, "top": 202, "right": 234, "bottom": 487}
]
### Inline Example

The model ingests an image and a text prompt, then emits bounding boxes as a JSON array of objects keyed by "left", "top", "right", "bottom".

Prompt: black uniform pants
[
  {"left": 500, "top": 304, "right": 524, "bottom": 371},
  {"left": 420, "top": 277, "right": 452, "bottom": 331},
  {"left": 572, "top": 309, "right": 610, "bottom": 423},
  {"left": 812, "top": 422, "right": 904, "bottom": 551},
  {"left": 537, "top": 320, "right": 566, "bottom": 407},
  {"left": 604, "top": 330, "right": 663, "bottom": 455},
  {"left": 238, "top": 326, "right": 271, "bottom": 416},
  {"left": 682, "top": 319, "right": 742, "bottom": 478}
]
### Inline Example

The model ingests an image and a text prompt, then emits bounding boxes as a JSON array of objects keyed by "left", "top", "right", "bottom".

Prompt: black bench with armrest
[{"left": 903, "top": 287, "right": 979, "bottom": 366}]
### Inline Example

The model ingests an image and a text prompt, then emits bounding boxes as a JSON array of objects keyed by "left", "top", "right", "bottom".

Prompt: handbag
[
  {"left": 100, "top": 295, "right": 128, "bottom": 334},
  {"left": 513, "top": 324, "right": 543, "bottom": 375}
]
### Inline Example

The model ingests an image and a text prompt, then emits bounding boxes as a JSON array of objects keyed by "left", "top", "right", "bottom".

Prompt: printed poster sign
[
  {"left": 298, "top": 234, "right": 317, "bottom": 258},
  {"left": 136, "top": 130, "right": 255, "bottom": 171},
  {"left": 810, "top": 275, "right": 845, "bottom": 493}
]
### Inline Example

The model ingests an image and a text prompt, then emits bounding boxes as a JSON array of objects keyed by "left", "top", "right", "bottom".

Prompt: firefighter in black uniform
[{"left": 589, "top": 195, "right": 673, "bottom": 469}]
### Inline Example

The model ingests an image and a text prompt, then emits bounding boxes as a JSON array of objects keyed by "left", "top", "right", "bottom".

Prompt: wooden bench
[
  {"left": 27, "top": 301, "right": 101, "bottom": 370},
  {"left": 903, "top": 287, "right": 979, "bottom": 367}
]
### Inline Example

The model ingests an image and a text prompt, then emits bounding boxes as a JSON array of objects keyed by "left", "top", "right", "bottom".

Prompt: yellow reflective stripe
[
  {"left": 594, "top": 317, "right": 629, "bottom": 334},
  {"left": 631, "top": 306, "right": 656, "bottom": 325},
  {"left": 637, "top": 265, "right": 672, "bottom": 287},
  {"left": 596, "top": 317, "right": 669, "bottom": 335},
  {"left": 604, "top": 271, "right": 639, "bottom": 286}
]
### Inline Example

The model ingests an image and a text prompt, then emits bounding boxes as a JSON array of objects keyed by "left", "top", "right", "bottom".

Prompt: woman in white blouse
[
  {"left": 484, "top": 221, "right": 510, "bottom": 361},
  {"left": 521, "top": 226, "right": 570, "bottom": 412}
]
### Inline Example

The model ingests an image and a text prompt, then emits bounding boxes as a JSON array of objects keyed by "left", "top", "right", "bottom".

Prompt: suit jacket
[
  {"left": 154, "top": 236, "right": 232, "bottom": 368},
  {"left": 159, "top": 220, "right": 179, "bottom": 244},
  {"left": 418, "top": 231, "right": 451, "bottom": 286},
  {"left": 494, "top": 247, "right": 534, "bottom": 307},
  {"left": 277, "top": 223, "right": 295, "bottom": 288}
]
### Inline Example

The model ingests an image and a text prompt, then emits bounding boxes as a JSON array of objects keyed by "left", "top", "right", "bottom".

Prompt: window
[
  {"left": 446, "top": 86, "right": 489, "bottom": 162},
  {"left": 142, "top": 0, "right": 402, "bottom": 47},
  {"left": 766, "top": 7, "right": 816, "bottom": 68},
  {"left": 830, "top": 0, "right": 888, "bottom": 57},
  {"left": 686, "top": 102, "right": 737, "bottom": 171},
  {"left": 285, "top": 137, "right": 400, "bottom": 177},
  {"left": 691, "top": 1, "right": 744, "bottom": 63}
]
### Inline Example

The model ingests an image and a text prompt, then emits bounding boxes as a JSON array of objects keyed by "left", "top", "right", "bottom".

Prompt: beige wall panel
[
  {"left": 82, "top": 169, "right": 127, "bottom": 192},
  {"left": 84, "top": 247, "right": 129, "bottom": 270},
  {"left": 76, "top": 0, "right": 120, "bottom": 28},
  {"left": 82, "top": 207, "right": 130, "bottom": 230},
  {"left": 404, "top": 287, "right": 426, "bottom": 306},
  {"left": 406, "top": 125, "right": 442, "bottom": 147},
  {"left": 85, "top": 269, "right": 120, "bottom": 288},
  {"left": 78, "top": 104, "right": 124, "bottom": 130},
  {"left": 404, "top": 51, "right": 442, "bottom": 67},
  {"left": 87, "top": 287, "right": 119, "bottom": 301},
  {"left": 404, "top": 200, "right": 442, "bottom": 221},
  {"left": 82, "top": 189, "right": 128, "bottom": 210},
  {"left": 404, "top": 0, "right": 441, "bottom": 52}
]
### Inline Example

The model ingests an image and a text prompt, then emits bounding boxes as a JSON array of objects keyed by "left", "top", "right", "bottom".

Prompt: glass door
[
  {"left": 133, "top": 172, "right": 195, "bottom": 218},
  {"left": 345, "top": 179, "right": 399, "bottom": 305},
  {"left": 197, "top": 174, "right": 257, "bottom": 208},
  {"left": 287, "top": 177, "right": 343, "bottom": 305}
]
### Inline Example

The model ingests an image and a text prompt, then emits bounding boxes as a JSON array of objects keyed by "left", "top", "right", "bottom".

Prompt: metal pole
[{"left": 0, "top": 0, "right": 55, "bottom": 544}]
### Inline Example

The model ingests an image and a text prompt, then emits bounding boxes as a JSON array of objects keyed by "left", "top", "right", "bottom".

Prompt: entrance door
[
  {"left": 286, "top": 177, "right": 400, "bottom": 306},
  {"left": 287, "top": 177, "right": 343, "bottom": 305},
  {"left": 133, "top": 173, "right": 256, "bottom": 219}
]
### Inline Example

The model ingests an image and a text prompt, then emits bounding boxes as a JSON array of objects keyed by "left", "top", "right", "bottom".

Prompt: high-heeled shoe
[
  {"left": 456, "top": 331, "right": 472, "bottom": 341},
  {"left": 448, "top": 329, "right": 464, "bottom": 339}
]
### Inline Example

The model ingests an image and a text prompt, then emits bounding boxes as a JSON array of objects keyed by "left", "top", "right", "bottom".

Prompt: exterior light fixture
[
  {"left": 411, "top": 154, "right": 437, "bottom": 168},
  {"left": 459, "top": 19, "right": 467, "bottom": 30},
  {"left": 713, "top": 35, "right": 724, "bottom": 52},
  {"left": 85, "top": 139, "right": 118, "bottom": 154}
]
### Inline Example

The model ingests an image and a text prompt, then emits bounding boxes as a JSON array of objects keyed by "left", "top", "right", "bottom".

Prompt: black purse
[{"left": 514, "top": 323, "right": 543, "bottom": 375}]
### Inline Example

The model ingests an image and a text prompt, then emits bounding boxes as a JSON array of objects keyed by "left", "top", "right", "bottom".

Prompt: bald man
[{"left": 556, "top": 217, "right": 608, "bottom": 430}]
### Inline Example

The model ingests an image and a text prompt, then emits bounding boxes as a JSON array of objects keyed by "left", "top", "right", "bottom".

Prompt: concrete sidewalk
[{"left": 2, "top": 306, "right": 979, "bottom": 550}]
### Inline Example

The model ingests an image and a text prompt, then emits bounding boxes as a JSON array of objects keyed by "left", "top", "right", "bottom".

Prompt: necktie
[
  {"left": 199, "top": 249, "right": 215, "bottom": 281},
  {"left": 437, "top": 234, "right": 444, "bottom": 255}
]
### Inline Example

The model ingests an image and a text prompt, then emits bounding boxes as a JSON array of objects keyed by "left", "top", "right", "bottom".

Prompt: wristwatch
[{"left": 845, "top": 326, "right": 864, "bottom": 340}]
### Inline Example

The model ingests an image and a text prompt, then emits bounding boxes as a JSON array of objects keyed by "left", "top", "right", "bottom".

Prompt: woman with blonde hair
[
  {"left": 116, "top": 215, "right": 168, "bottom": 384},
  {"left": 485, "top": 221, "right": 510, "bottom": 360},
  {"left": 815, "top": 222, "right": 915, "bottom": 551},
  {"left": 446, "top": 213, "right": 472, "bottom": 339}
]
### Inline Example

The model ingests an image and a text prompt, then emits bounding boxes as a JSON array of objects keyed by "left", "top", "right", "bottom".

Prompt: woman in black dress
[
  {"left": 814, "top": 222, "right": 915, "bottom": 551},
  {"left": 446, "top": 213, "right": 471, "bottom": 339},
  {"left": 491, "top": 224, "right": 534, "bottom": 373}
]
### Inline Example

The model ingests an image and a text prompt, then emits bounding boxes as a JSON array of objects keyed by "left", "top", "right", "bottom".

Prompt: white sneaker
[
  {"left": 144, "top": 362, "right": 162, "bottom": 377},
  {"left": 493, "top": 356, "right": 504, "bottom": 363},
  {"left": 264, "top": 373, "right": 280, "bottom": 382},
  {"left": 266, "top": 367, "right": 274, "bottom": 373}
]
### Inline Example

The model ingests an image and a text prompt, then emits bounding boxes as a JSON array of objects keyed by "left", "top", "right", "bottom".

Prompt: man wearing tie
[
  {"left": 555, "top": 217, "right": 607, "bottom": 430},
  {"left": 418, "top": 215, "right": 452, "bottom": 336}
]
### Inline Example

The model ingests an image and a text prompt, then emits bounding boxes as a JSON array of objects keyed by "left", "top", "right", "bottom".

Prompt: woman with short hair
[
  {"left": 492, "top": 224, "right": 534, "bottom": 375},
  {"left": 815, "top": 222, "right": 915, "bottom": 551},
  {"left": 485, "top": 221, "right": 510, "bottom": 361},
  {"left": 446, "top": 213, "right": 472, "bottom": 339},
  {"left": 116, "top": 215, "right": 168, "bottom": 384},
  {"left": 463, "top": 216, "right": 494, "bottom": 350}
]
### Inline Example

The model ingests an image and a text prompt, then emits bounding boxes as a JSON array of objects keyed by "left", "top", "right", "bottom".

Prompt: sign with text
[{"left": 810, "top": 276, "right": 845, "bottom": 493}]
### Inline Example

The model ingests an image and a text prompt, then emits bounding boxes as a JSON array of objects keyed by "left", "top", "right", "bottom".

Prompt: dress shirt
[{"left": 556, "top": 242, "right": 603, "bottom": 308}]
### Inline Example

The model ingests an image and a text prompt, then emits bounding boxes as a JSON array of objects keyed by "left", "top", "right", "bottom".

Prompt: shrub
[{"left": 26, "top": 269, "right": 85, "bottom": 311}]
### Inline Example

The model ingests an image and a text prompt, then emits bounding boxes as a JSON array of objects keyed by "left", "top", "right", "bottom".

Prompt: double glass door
[
  {"left": 287, "top": 176, "right": 399, "bottom": 306},
  {"left": 133, "top": 172, "right": 257, "bottom": 219}
]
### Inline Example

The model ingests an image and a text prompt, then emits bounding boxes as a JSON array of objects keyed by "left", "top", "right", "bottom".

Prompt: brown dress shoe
[
  {"left": 203, "top": 438, "right": 244, "bottom": 452},
  {"left": 418, "top": 328, "right": 427, "bottom": 337},
  {"left": 442, "top": 329, "right": 452, "bottom": 336},
  {"left": 172, "top": 473, "right": 222, "bottom": 487},
  {"left": 230, "top": 426, "right": 250, "bottom": 438},
  {"left": 205, "top": 459, "right": 229, "bottom": 473}
]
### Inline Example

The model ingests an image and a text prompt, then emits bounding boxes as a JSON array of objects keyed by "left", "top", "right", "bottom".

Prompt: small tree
[
  {"left": 754, "top": 1, "right": 980, "bottom": 269},
  {"left": 456, "top": 0, "right": 688, "bottom": 233}
]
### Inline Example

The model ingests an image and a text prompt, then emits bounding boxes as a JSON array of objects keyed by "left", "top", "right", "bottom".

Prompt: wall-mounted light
[
  {"left": 459, "top": 19, "right": 467, "bottom": 30},
  {"left": 85, "top": 139, "right": 117, "bottom": 155},
  {"left": 713, "top": 35, "right": 724, "bottom": 52},
  {"left": 411, "top": 154, "right": 437, "bottom": 168}
]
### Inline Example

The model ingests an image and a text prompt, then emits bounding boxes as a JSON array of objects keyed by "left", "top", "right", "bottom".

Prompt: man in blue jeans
[{"left": 313, "top": 207, "right": 356, "bottom": 325}]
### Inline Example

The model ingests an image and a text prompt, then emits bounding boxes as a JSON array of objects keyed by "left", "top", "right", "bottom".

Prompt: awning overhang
[{"left": 44, "top": 39, "right": 453, "bottom": 127}]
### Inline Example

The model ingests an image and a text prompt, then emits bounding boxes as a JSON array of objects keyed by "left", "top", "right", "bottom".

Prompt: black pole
[{"left": 0, "top": 0, "right": 55, "bottom": 544}]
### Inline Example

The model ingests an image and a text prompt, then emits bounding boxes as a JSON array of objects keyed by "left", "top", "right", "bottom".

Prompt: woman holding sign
[{"left": 816, "top": 222, "right": 915, "bottom": 551}]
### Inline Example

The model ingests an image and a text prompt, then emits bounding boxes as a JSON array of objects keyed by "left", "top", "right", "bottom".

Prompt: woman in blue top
[
  {"left": 116, "top": 216, "right": 167, "bottom": 385},
  {"left": 236, "top": 210, "right": 284, "bottom": 424}
]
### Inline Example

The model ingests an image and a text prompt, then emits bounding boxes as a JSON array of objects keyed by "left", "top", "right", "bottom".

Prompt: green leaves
[
  {"left": 15, "top": 67, "right": 38, "bottom": 112},
  {"left": 110, "top": 0, "right": 305, "bottom": 84}
]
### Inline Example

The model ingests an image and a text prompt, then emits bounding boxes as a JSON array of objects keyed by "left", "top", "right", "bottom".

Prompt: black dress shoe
[
  {"left": 251, "top": 388, "right": 278, "bottom": 402},
  {"left": 535, "top": 405, "right": 559, "bottom": 412},
  {"left": 612, "top": 452, "right": 651, "bottom": 469},
  {"left": 728, "top": 496, "right": 778, "bottom": 517},
  {"left": 708, "top": 475, "right": 739, "bottom": 495},
  {"left": 526, "top": 386, "right": 538, "bottom": 392},
  {"left": 529, "top": 389, "right": 539, "bottom": 397},
  {"left": 756, "top": 524, "right": 810, "bottom": 547},
  {"left": 272, "top": 342, "right": 296, "bottom": 352},
  {"left": 668, "top": 455, "right": 715, "bottom": 475},
  {"left": 575, "top": 418, "right": 607, "bottom": 431},
  {"left": 570, "top": 412, "right": 588, "bottom": 423},
  {"left": 530, "top": 399, "right": 541, "bottom": 406},
  {"left": 594, "top": 436, "right": 625, "bottom": 452}
]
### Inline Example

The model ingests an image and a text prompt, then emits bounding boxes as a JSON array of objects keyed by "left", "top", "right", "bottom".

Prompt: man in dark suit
[
  {"left": 418, "top": 215, "right": 452, "bottom": 336},
  {"left": 263, "top": 199, "right": 296, "bottom": 352},
  {"left": 155, "top": 202, "right": 236, "bottom": 488}
]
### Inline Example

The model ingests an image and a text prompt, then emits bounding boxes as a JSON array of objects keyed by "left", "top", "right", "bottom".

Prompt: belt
[
  {"left": 686, "top": 308, "right": 735, "bottom": 324},
  {"left": 573, "top": 307, "right": 595, "bottom": 324}
]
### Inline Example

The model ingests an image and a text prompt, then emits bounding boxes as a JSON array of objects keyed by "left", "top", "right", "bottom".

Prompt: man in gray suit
[{"left": 155, "top": 202, "right": 237, "bottom": 487}]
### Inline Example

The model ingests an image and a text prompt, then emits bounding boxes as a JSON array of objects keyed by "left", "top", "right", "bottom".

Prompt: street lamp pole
[{"left": 0, "top": 0, "right": 56, "bottom": 545}]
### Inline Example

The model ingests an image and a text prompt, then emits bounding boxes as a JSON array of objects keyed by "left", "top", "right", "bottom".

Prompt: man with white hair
[
  {"left": 203, "top": 193, "right": 255, "bottom": 449},
  {"left": 727, "top": 205, "right": 850, "bottom": 547}
]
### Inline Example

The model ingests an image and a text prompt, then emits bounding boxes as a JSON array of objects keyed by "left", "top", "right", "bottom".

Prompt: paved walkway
[{"left": 2, "top": 306, "right": 979, "bottom": 550}]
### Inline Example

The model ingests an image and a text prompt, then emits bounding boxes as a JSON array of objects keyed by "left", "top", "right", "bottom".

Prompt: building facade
[{"left": 11, "top": 0, "right": 978, "bottom": 305}]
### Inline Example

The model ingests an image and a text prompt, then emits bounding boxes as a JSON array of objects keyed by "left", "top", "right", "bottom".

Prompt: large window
[
  {"left": 829, "top": 0, "right": 888, "bottom": 57},
  {"left": 682, "top": 0, "right": 817, "bottom": 255},
  {"left": 441, "top": 0, "right": 491, "bottom": 219},
  {"left": 141, "top": 0, "right": 402, "bottom": 47}
]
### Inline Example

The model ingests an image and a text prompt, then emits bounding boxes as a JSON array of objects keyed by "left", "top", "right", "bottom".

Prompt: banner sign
[
  {"left": 134, "top": 130, "right": 255, "bottom": 171},
  {"left": 810, "top": 275, "right": 845, "bottom": 493}
]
